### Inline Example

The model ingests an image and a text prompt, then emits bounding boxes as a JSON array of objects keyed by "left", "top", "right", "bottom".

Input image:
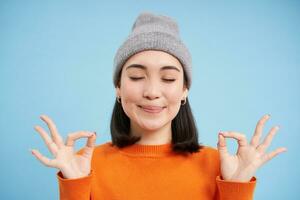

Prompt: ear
[
  {"left": 182, "top": 87, "right": 188, "bottom": 99},
  {"left": 115, "top": 87, "right": 121, "bottom": 97}
]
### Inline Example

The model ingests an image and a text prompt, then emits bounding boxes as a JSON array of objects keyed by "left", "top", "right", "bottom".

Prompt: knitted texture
[
  {"left": 57, "top": 142, "right": 257, "bottom": 200},
  {"left": 113, "top": 11, "right": 193, "bottom": 89}
]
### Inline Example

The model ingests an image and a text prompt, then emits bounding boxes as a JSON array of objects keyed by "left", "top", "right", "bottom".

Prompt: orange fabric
[{"left": 57, "top": 142, "right": 256, "bottom": 200}]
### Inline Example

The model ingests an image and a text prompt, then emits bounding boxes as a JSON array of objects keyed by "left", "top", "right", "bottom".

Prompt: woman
[{"left": 31, "top": 12, "right": 287, "bottom": 200}]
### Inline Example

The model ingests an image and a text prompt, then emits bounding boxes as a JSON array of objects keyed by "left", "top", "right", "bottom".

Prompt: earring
[
  {"left": 117, "top": 96, "right": 121, "bottom": 103},
  {"left": 181, "top": 98, "right": 186, "bottom": 105}
]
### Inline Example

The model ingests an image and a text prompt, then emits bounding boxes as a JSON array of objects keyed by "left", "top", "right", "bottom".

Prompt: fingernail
[{"left": 267, "top": 114, "right": 271, "bottom": 117}]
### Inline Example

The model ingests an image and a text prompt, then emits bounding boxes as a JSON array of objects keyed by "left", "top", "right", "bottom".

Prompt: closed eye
[
  {"left": 129, "top": 77, "right": 176, "bottom": 82},
  {"left": 129, "top": 77, "right": 144, "bottom": 81},
  {"left": 163, "top": 79, "right": 176, "bottom": 82}
]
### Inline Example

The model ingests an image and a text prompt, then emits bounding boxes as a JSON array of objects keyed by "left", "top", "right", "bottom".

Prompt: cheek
[
  {"left": 163, "top": 86, "right": 184, "bottom": 118},
  {"left": 119, "top": 77, "right": 184, "bottom": 111},
  {"left": 120, "top": 80, "right": 142, "bottom": 107},
  {"left": 168, "top": 83, "right": 186, "bottom": 104},
  {"left": 164, "top": 85, "right": 184, "bottom": 104}
]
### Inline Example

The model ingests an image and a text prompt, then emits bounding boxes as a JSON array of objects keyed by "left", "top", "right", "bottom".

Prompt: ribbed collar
[{"left": 116, "top": 142, "right": 174, "bottom": 157}]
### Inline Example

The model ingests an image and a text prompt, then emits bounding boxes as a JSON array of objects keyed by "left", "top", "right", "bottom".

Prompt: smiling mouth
[{"left": 138, "top": 105, "right": 166, "bottom": 114}]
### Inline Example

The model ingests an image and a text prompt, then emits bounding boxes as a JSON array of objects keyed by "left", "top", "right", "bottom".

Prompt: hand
[
  {"left": 30, "top": 114, "right": 97, "bottom": 179},
  {"left": 217, "top": 114, "right": 287, "bottom": 182}
]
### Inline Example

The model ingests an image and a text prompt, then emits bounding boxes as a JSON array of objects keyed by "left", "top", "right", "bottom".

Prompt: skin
[
  {"left": 218, "top": 114, "right": 287, "bottom": 182},
  {"left": 31, "top": 50, "right": 287, "bottom": 182},
  {"left": 116, "top": 50, "right": 188, "bottom": 145},
  {"left": 31, "top": 115, "right": 96, "bottom": 179}
]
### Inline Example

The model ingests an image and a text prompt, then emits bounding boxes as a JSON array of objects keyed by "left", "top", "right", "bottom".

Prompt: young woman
[{"left": 31, "top": 12, "right": 287, "bottom": 200}]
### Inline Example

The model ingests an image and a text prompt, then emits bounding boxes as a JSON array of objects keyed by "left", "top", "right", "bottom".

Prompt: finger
[
  {"left": 220, "top": 131, "right": 248, "bottom": 147},
  {"left": 250, "top": 114, "right": 271, "bottom": 147},
  {"left": 65, "top": 131, "right": 94, "bottom": 147},
  {"left": 256, "top": 126, "right": 280, "bottom": 153},
  {"left": 80, "top": 132, "right": 97, "bottom": 158},
  {"left": 30, "top": 149, "right": 57, "bottom": 168},
  {"left": 217, "top": 133, "right": 229, "bottom": 159},
  {"left": 34, "top": 125, "right": 58, "bottom": 155},
  {"left": 261, "top": 147, "right": 287, "bottom": 164},
  {"left": 86, "top": 132, "right": 97, "bottom": 148},
  {"left": 40, "top": 115, "right": 64, "bottom": 148}
]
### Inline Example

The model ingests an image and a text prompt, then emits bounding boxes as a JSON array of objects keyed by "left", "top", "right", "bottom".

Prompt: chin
[{"left": 138, "top": 120, "right": 169, "bottom": 131}]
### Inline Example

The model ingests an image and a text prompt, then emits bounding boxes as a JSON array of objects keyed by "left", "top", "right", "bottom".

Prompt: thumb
[
  {"left": 217, "top": 132, "right": 228, "bottom": 159},
  {"left": 86, "top": 132, "right": 97, "bottom": 148},
  {"left": 79, "top": 132, "right": 97, "bottom": 158}
]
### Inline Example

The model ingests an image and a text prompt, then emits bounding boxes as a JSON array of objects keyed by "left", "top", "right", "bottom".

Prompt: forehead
[
  {"left": 123, "top": 50, "right": 183, "bottom": 71},
  {"left": 125, "top": 64, "right": 181, "bottom": 73}
]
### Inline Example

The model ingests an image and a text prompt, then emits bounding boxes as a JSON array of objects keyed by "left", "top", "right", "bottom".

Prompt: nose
[{"left": 143, "top": 79, "right": 161, "bottom": 100}]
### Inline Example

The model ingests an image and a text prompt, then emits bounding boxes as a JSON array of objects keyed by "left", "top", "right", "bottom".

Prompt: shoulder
[
  {"left": 193, "top": 145, "right": 219, "bottom": 156},
  {"left": 191, "top": 145, "right": 220, "bottom": 164},
  {"left": 93, "top": 141, "right": 116, "bottom": 154},
  {"left": 88, "top": 142, "right": 119, "bottom": 165},
  {"left": 190, "top": 145, "right": 221, "bottom": 174}
]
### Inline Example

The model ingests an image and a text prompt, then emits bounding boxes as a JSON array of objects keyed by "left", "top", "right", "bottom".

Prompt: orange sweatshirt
[{"left": 57, "top": 142, "right": 256, "bottom": 200}]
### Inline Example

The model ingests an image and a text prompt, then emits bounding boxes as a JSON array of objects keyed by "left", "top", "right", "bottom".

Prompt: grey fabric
[{"left": 113, "top": 11, "right": 192, "bottom": 89}]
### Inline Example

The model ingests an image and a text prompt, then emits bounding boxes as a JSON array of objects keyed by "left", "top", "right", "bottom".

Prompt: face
[{"left": 116, "top": 50, "right": 188, "bottom": 134}]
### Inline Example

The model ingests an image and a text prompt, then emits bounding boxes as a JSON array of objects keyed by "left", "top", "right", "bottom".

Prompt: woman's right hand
[{"left": 30, "top": 114, "right": 97, "bottom": 179}]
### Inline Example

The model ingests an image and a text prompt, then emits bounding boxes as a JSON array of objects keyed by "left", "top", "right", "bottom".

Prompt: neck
[{"left": 130, "top": 122, "right": 172, "bottom": 145}]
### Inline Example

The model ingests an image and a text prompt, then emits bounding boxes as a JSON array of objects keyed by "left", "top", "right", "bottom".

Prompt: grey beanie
[{"left": 113, "top": 11, "right": 192, "bottom": 89}]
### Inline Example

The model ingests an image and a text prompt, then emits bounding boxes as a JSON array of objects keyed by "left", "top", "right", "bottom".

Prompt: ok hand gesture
[
  {"left": 30, "top": 115, "right": 97, "bottom": 179},
  {"left": 217, "top": 114, "right": 287, "bottom": 182}
]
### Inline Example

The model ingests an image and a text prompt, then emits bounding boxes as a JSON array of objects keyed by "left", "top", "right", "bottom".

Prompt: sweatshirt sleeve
[
  {"left": 215, "top": 175, "right": 256, "bottom": 200},
  {"left": 57, "top": 170, "right": 93, "bottom": 200}
]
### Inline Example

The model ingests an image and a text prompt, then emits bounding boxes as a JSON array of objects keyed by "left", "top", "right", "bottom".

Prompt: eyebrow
[{"left": 125, "top": 64, "right": 180, "bottom": 72}]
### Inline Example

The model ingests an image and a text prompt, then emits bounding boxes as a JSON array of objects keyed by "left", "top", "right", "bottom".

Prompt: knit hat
[{"left": 113, "top": 11, "right": 192, "bottom": 89}]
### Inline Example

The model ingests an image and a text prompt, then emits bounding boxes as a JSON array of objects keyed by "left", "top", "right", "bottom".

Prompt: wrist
[
  {"left": 60, "top": 165, "right": 89, "bottom": 179},
  {"left": 224, "top": 174, "right": 253, "bottom": 182}
]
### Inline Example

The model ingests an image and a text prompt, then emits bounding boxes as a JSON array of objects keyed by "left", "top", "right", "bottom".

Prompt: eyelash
[{"left": 129, "top": 77, "right": 176, "bottom": 82}]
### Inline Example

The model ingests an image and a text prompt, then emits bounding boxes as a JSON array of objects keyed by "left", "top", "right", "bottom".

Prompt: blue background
[{"left": 1, "top": 0, "right": 299, "bottom": 199}]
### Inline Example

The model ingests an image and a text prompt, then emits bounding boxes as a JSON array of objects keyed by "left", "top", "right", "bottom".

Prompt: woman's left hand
[{"left": 217, "top": 114, "right": 287, "bottom": 182}]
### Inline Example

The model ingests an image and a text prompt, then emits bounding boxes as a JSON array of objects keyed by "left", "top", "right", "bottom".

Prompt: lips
[{"left": 138, "top": 105, "right": 166, "bottom": 114}]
